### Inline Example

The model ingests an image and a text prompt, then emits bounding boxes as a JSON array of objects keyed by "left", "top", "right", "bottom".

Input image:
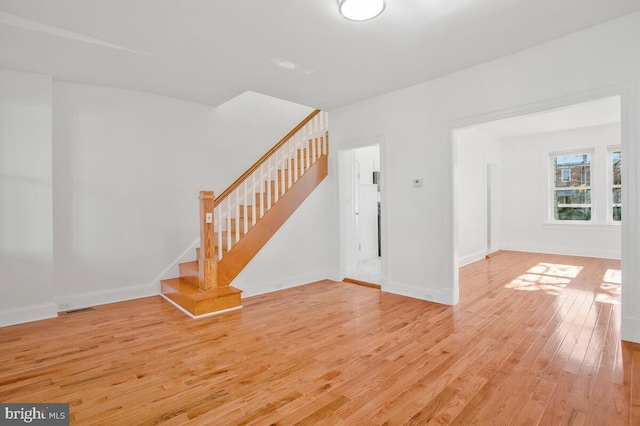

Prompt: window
[
  {"left": 611, "top": 149, "right": 621, "bottom": 221},
  {"left": 551, "top": 152, "right": 592, "bottom": 221}
]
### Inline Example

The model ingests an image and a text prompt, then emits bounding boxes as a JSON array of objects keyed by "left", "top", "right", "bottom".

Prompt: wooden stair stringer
[{"left": 216, "top": 153, "right": 328, "bottom": 287}]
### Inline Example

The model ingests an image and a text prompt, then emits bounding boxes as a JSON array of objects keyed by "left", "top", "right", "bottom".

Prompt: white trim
[
  {"left": 384, "top": 280, "right": 453, "bottom": 305},
  {"left": 237, "top": 270, "right": 332, "bottom": 298},
  {"left": 607, "top": 146, "right": 622, "bottom": 224},
  {"left": 621, "top": 316, "right": 640, "bottom": 343},
  {"left": 501, "top": 244, "right": 620, "bottom": 260},
  {"left": 154, "top": 238, "right": 200, "bottom": 282},
  {"left": 54, "top": 282, "right": 159, "bottom": 312},
  {"left": 549, "top": 149, "right": 593, "bottom": 223},
  {"left": 541, "top": 223, "right": 620, "bottom": 231},
  {"left": 459, "top": 250, "right": 487, "bottom": 267},
  {"left": 160, "top": 294, "right": 242, "bottom": 319},
  {"left": 334, "top": 135, "right": 388, "bottom": 292},
  {"left": 0, "top": 302, "right": 58, "bottom": 327}
]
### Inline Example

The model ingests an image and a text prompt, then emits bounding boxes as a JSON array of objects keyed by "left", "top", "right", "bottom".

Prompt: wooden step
[
  {"left": 238, "top": 205, "right": 254, "bottom": 219},
  {"left": 254, "top": 192, "right": 278, "bottom": 209},
  {"left": 290, "top": 158, "right": 309, "bottom": 172},
  {"left": 215, "top": 231, "right": 243, "bottom": 251},
  {"left": 229, "top": 217, "right": 253, "bottom": 234},
  {"left": 196, "top": 246, "right": 228, "bottom": 260},
  {"left": 161, "top": 278, "right": 242, "bottom": 317},
  {"left": 264, "top": 179, "right": 289, "bottom": 196},
  {"left": 296, "top": 146, "right": 316, "bottom": 161},
  {"left": 178, "top": 260, "right": 199, "bottom": 286}
]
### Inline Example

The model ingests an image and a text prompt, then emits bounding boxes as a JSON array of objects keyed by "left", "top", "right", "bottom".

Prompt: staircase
[{"left": 161, "top": 110, "right": 329, "bottom": 318}]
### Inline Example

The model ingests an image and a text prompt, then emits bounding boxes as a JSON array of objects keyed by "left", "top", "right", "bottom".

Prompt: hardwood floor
[{"left": 1, "top": 251, "right": 638, "bottom": 425}]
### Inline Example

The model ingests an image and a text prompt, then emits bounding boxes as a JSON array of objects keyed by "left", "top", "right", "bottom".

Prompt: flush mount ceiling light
[{"left": 338, "top": 0, "right": 386, "bottom": 21}]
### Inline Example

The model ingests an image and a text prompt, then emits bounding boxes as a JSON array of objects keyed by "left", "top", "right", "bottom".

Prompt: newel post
[{"left": 198, "top": 191, "right": 217, "bottom": 291}]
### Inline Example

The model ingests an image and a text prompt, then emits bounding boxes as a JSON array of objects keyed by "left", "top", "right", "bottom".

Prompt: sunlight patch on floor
[
  {"left": 527, "top": 263, "right": 583, "bottom": 278},
  {"left": 505, "top": 262, "right": 582, "bottom": 295},
  {"left": 597, "top": 268, "right": 621, "bottom": 305}
]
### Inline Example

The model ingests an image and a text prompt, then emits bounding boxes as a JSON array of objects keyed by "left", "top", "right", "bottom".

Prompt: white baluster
[
  {"left": 235, "top": 188, "right": 240, "bottom": 243},
  {"left": 216, "top": 205, "right": 223, "bottom": 260},
  {"left": 312, "top": 135, "right": 317, "bottom": 163},
  {"left": 259, "top": 163, "right": 264, "bottom": 218},
  {"left": 293, "top": 135, "right": 299, "bottom": 182},
  {"left": 243, "top": 180, "right": 248, "bottom": 235},
  {"left": 287, "top": 147, "right": 292, "bottom": 189},
  {"left": 305, "top": 133, "right": 310, "bottom": 172},
  {"left": 226, "top": 198, "right": 232, "bottom": 251},
  {"left": 267, "top": 156, "right": 272, "bottom": 211},
  {"left": 251, "top": 171, "right": 257, "bottom": 226}
]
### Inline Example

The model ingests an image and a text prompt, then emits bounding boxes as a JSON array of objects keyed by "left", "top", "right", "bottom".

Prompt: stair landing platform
[{"left": 161, "top": 278, "right": 243, "bottom": 318}]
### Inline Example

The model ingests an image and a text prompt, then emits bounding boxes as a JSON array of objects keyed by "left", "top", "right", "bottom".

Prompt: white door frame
[{"left": 336, "top": 136, "right": 387, "bottom": 286}]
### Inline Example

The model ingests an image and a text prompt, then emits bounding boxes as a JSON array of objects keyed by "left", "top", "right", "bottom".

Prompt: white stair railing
[{"left": 213, "top": 110, "right": 328, "bottom": 261}]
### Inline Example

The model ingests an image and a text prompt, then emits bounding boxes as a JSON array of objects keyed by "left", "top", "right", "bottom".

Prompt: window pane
[
  {"left": 555, "top": 189, "right": 591, "bottom": 204},
  {"left": 613, "top": 206, "right": 621, "bottom": 221},
  {"left": 554, "top": 154, "right": 591, "bottom": 188},
  {"left": 612, "top": 151, "right": 621, "bottom": 185},
  {"left": 613, "top": 187, "right": 621, "bottom": 221},
  {"left": 556, "top": 207, "right": 592, "bottom": 221},
  {"left": 612, "top": 187, "right": 622, "bottom": 204},
  {"left": 554, "top": 189, "right": 591, "bottom": 221}
]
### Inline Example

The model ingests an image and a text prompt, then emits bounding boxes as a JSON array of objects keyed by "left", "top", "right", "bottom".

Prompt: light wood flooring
[{"left": 1, "top": 251, "right": 639, "bottom": 424}]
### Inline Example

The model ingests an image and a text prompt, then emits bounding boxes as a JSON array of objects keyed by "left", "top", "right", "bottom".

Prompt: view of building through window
[
  {"left": 552, "top": 153, "right": 592, "bottom": 221},
  {"left": 612, "top": 150, "right": 621, "bottom": 221}
]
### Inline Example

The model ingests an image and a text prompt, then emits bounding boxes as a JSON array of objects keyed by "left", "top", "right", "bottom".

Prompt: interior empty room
[{"left": 1, "top": 1, "right": 640, "bottom": 424}]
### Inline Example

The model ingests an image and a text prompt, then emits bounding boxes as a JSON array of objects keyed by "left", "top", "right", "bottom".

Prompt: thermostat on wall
[{"left": 413, "top": 178, "right": 423, "bottom": 187}]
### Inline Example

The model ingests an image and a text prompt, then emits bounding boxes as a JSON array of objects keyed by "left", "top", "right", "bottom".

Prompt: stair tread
[{"left": 161, "top": 278, "right": 242, "bottom": 300}]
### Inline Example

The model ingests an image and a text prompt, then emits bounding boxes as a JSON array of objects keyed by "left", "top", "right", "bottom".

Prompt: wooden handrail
[{"left": 214, "top": 109, "right": 321, "bottom": 206}]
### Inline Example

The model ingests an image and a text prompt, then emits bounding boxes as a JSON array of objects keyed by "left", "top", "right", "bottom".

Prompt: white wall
[
  {"left": 51, "top": 84, "right": 317, "bottom": 310},
  {"left": 0, "top": 70, "right": 55, "bottom": 325},
  {"left": 455, "top": 127, "right": 502, "bottom": 265},
  {"left": 1, "top": 75, "right": 330, "bottom": 325},
  {"left": 232, "top": 179, "right": 336, "bottom": 297},
  {"left": 501, "top": 124, "right": 621, "bottom": 258},
  {"left": 330, "top": 12, "right": 640, "bottom": 342}
]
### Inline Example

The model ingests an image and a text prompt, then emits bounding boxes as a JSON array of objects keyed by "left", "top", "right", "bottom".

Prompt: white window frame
[
  {"left": 549, "top": 149, "right": 594, "bottom": 223},
  {"left": 608, "top": 146, "right": 622, "bottom": 224}
]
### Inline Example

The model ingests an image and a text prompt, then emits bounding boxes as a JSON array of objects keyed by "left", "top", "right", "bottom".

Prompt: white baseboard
[
  {"left": 501, "top": 244, "right": 621, "bottom": 260},
  {"left": 0, "top": 302, "right": 58, "bottom": 327},
  {"left": 54, "top": 282, "right": 159, "bottom": 312},
  {"left": 459, "top": 250, "right": 487, "bottom": 267},
  {"left": 383, "top": 280, "right": 454, "bottom": 305},
  {"left": 237, "top": 271, "right": 331, "bottom": 299},
  {"left": 160, "top": 294, "right": 242, "bottom": 319},
  {"left": 622, "top": 316, "right": 640, "bottom": 344}
]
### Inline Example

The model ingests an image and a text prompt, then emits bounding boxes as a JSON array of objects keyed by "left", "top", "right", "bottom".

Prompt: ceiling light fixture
[{"left": 337, "top": 0, "right": 386, "bottom": 21}]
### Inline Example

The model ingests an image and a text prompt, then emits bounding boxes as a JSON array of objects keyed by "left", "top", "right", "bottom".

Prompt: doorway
[
  {"left": 453, "top": 95, "right": 622, "bottom": 265},
  {"left": 338, "top": 143, "right": 382, "bottom": 285}
]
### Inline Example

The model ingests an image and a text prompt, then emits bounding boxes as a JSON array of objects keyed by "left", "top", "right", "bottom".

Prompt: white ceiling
[
  {"left": 473, "top": 96, "right": 621, "bottom": 139},
  {"left": 1, "top": 0, "right": 639, "bottom": 111}
]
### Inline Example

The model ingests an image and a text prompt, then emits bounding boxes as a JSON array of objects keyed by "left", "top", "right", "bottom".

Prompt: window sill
[{"left": 542, "top": 222, "right": 621, "bottom": 231}]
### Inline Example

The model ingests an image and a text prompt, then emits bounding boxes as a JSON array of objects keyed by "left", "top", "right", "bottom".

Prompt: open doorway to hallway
[{"left": 338, "top": 143, "right": 382, "bottom": 285}]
